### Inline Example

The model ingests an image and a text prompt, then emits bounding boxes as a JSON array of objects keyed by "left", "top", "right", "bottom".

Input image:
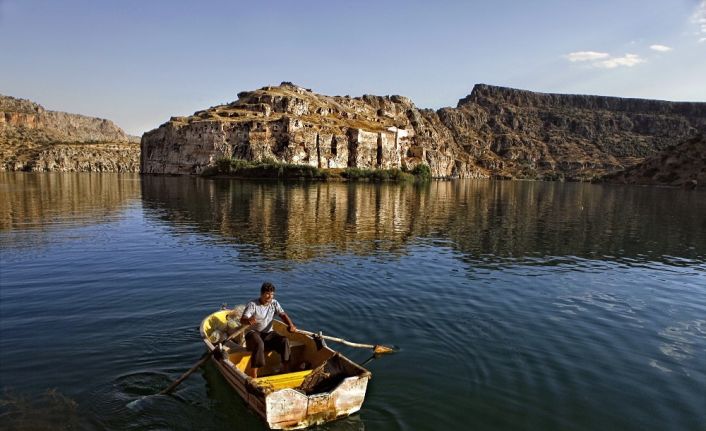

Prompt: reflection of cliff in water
[
  {"left": 425, "top": 180, "right": 706, "bottom": 263},
  {"left": 140, "top": 176, "right": 706, "bottom": 264},
  {"left": 0, "top": 172, "right": 141, "bottom": 248},
  {"left": 141, "top": 176, "right": 427, "bottom": 261}
]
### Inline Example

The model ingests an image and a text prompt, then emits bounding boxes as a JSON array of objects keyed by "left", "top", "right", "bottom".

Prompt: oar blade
[{"left": 373, "top": 344, "right": 396, "bottom": 355}]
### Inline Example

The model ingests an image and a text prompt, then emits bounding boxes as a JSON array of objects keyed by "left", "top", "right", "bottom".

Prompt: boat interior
[{"left": 202, "top": 310, "right": 369, "bottom": 393}]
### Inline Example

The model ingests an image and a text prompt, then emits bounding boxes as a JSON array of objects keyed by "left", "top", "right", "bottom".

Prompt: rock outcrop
[
  {"left": 602, "top": 134, "right": 706, "bottom": 188},
  {"left": 1, "top": 94, "right": 140, "bottom": 172},
  {"left": 142, "top": 83, "right": 706, "bottom": 179},
  {"left": 142, "top": 83, "right": 481, "bottom": 177},
  {"left": 458, "top": 85, "right": 706, "bottom": 180}
]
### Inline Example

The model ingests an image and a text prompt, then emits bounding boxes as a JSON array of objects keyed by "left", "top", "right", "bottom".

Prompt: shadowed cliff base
[
  {"left": 600, "top": 134, "right": 706, "bottom": 189},
  {"left": 200, "top": 157, "right": 432, "bottom": 182}
]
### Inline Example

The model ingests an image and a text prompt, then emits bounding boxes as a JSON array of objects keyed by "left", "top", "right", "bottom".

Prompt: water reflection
[
  {"left": 0, "top": 389, "right": 89, "bottom": 430},
  {"left": 2, "top": 173, "right": 705, "bottom": 431},
  {"left": 0, "top": 172, "right": 141, "bottom": 231},
  {"left": 140, "top": 176, "right": 706, "bottom": 264},
  {"left": 0, "top": 173, "right": 141, "bottom": 250}
]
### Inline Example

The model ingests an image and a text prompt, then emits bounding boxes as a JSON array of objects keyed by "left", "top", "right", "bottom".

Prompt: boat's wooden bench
[
  {"left": 225, "top": 338, "right": 308, "bottom": 384},
  {"left": 252, "top": 369, "right": 313, "bottom": 390}
]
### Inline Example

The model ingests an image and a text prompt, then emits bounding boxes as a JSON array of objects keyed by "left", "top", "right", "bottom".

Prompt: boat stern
[{"left": 265, "top": 375, "right": 370, "bottom": 429}]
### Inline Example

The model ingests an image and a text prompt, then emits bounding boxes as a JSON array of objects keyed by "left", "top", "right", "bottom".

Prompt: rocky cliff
[
  {"left": 602, "top": 134, "right": 706, "bottom": 188},
  {"left": 141, "top": 83, "right": 478, "bottom": 177},
  {"left": 458, "top": 85, "right": 706, "bottom": 180},
  {"left": 142, "top": 83, "right": 706, "bottom": 179},
  {"left": 0, "top": 95, "right": 140, "bottom": 172}
]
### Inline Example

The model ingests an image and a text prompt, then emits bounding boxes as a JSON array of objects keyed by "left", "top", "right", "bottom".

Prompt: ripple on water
[
  {"left": 657, "top": 319, "right": 706, "bottom": 368},
  {"left": 87, "top": 368, "right": 265, "bottom": 431},
  {"left": 553, "top": 290, "right": 646, "bottom": 326},
  {"left": 114, "top": 372, "right": 174, "bottom": 398},
  {"left": 0, "top": 388, "right": 91, "bottom": 429},
  {"left": 3, "top": 175, "right": 706, "bottom": 430}
]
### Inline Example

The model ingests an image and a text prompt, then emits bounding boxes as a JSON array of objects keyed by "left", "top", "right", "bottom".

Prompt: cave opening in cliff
[
  {"left": 377, "top": 134, "right": 383, "bottom": 167},
  {"left": 316, "top": 133, "right": 321, "bottom": 168}
]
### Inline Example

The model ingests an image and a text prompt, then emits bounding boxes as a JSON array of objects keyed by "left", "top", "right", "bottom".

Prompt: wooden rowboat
[{"left": 200, "top": 309, "right": 372, "bottom": 429}]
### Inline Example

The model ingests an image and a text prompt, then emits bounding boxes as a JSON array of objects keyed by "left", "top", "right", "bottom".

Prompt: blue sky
[{"left": 1, "top": 0, "right": 705, "bottom": 135}]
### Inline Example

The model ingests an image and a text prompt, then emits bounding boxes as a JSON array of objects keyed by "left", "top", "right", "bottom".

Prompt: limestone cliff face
[
  {"left": 602, "top": 134, "right": 706, "bottom": 188},
  {"left": 1, "top": 94, "right": 140, "bottom": 172},
  {"left": 142, "top": 83, "right": 706, "bottom": 179},
  {"left": 457, "top": 85, "right": 706, "bottom": 180},
  {"left": 141, "top": 83, "right": 483, "bottom": 177}
]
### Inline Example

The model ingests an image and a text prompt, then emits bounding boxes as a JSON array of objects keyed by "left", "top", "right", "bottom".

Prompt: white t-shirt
[{"left": 242, "top": 298, "right": 285, "bottom": 333}]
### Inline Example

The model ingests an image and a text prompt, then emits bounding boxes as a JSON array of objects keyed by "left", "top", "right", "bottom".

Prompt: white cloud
[
  {"left": 693, "top": 1, "right": 706, "bottom": 41},
  {"left": 649, "top": 44, "right": 672, "bottom": 52},
  {"left": 565, "top": 51, "right": 610, "bottom": 62},
  {"left": 565, "top": 51, "right": 646, "bottom": 69},
  {"left": 700, "top": 37, "right": 706, "bottom": 43},
  {"left": 594, "top": 54, "right": 646, "bottom": 69}
]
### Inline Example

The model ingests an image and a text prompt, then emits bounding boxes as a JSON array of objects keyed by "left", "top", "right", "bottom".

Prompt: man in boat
[{"left": 239, "top": 282, "right": 297, "bottom": 378}]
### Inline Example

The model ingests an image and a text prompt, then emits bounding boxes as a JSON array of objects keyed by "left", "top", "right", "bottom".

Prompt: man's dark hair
[{"left": 261, "top": 282, "right": 276, "bottom": 293}]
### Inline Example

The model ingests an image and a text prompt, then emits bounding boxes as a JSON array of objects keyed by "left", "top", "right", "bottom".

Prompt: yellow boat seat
[
  {"left": 228, "top": 352, "right": 255, "bottom": 370},
  {"left": 253, "top": 370, "right": 313, "bottom": 390}
]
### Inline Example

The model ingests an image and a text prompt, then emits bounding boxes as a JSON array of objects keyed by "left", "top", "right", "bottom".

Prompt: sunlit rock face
[
  {"left": 142, "top": 83, "right": 706, "bottom": 179},
  {"left": 141, "top": 83, "right": 482, "bottom": 177},
  {"left": 0, "top": 94, "right": 140, "bottom": 172}
]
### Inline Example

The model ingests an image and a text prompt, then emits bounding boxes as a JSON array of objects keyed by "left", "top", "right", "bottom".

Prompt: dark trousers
[{"left": 245, "top": 330, "right": 290, "bottom": 369}]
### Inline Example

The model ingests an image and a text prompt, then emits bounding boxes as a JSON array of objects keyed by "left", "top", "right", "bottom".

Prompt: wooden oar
[
  {"left": 296, "top": 329, "right": 396, "bottom": 354},
  {"left": 158, "top": 324, "right": 251, "bottom": 395}
]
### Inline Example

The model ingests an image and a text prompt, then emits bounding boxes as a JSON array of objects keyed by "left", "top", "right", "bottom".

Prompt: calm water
[{"left": 1, "top": 172, "right": 705, "bottom": 431}]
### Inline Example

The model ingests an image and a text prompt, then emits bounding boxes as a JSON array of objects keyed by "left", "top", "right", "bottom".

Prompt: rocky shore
[{"left": 0, "top": 95, "right": 140, "bottom": 172}]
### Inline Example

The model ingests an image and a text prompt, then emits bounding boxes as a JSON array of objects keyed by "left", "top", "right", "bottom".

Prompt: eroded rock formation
[
  {"left": 1, "top": 95, "right": 140, "bottom": 172},
  {"left": 142, "top": 83, "right": 706, "bottom": 179},
  {"left": 141, "top": 83, "right": 479, "bottom": 176},
  {"left": 602, "top": 134, "right": 706, "bottom": 188}
]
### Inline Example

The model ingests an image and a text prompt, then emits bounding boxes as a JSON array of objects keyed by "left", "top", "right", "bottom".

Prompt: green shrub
[
  {"left": 204, "top": 158, "right": 426, "bottom": 182},
  {"left": 342, "top": 167, "right": 370, "bottom": 180},
  {"left": 411, "top": 163, "right": 431, "bottom": 181}
]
